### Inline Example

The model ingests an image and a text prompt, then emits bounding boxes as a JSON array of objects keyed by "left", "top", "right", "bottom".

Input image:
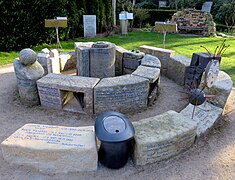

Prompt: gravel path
[{"left": 0, "top": 64, "right": 234, "bottom": 180}]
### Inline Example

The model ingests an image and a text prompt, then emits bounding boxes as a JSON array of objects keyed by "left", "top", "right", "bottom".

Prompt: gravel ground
[{"left": 0, "top": 64, "right": 234, "bottom": 180}]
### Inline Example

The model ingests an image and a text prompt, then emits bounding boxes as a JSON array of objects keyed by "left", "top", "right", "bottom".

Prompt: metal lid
[{"left": 95, "top": 112, "right": 135, "bottom": 142}]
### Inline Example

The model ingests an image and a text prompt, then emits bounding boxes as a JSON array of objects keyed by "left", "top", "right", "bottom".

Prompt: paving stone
[
  {"left": 1, "top": 124, "right": 97, "bottom": 173},
  {"left": 13, "top": 58, "right": 44, "bottom": 106},
  {"left": 133, "top": 110, "right": 197, "bottom": 166},
  {"left": 132, "top": 65, "right": 160, "bottom": 83},
  {"left": 37, "top": 73, "right": 100, "bottom": 114},
  {"left": 204, "top": 71, "right": 233, "bottom": 109},
  {"left": 167, "top": 55, "right": 191, "bottom": 85},
  {"left": 180, "top": 102, "right": 223, "bottom": 136},
  {"left": 141, "top": 54, "right": 161, "bottom": 68},
  {"left": 94, "top": 74, "right": 149, "bottom": 114}
]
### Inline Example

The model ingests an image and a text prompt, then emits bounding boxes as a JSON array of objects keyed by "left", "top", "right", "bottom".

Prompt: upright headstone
[
  {"left": 13, "top": 48, "right": 44, "bottom": 106},
  {"left": 201, "top": 1, "right": 213, "bottom": 12},
  {"left": 83, "top": 15, "right": 96, "bottom": 38}
]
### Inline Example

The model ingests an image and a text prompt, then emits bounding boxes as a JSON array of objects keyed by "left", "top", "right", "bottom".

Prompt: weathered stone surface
[
  {"left": 133, "top": 110, "right": 197, "bottom": 166},
  {"left": 139, "top": 45, "right": 175, "bottom": 72},
  {"left": 83, "top": 15, "right": 96, "bottom": 38},
  {"left": 14, "top": 58, "right": 44, "bottom": 106},
  {"left": 167, "top": 55, "right": 191, "bottom": 85},
  {"left": 75, "top": 46, "right": 90, "bottom": 77},
  {"left": 37, "top": 73, "right": 100, "bottom": 114},
  {"left": 90, "top": 42, "right": 116, "bottom": 78},
  {"left": 180, "top": 102, "right": 223, "bottom": 136},
  {"left": 123, "top": 68, "right": 135, "bottom": 74},
  {"left": 19, "top": 48, "right": 37, "bottom": 65},
  {"left": 94, "top": 74, "right": 149, "bottom": 114},
  {"left": 60, "top": 52, "right": 76, "bottom": 72},
  {"left": 74, "top": 42, "right": 93, "bottom": 48},
  {"left": 123, "top": 51, "right": 144, "bottom": 70},
  {"left": 37, "top": 48, "right": 50, "bottom": 75},
  {"left": 48, "top": 49, "right": 60, "bottom": 74},
  {"left": 115, "top": 46, "right": 128, "bottom": 75},
  {"left": 204, "top": 71, "right": 233, "bottom": 108},
  {"left": 132, "top": 65, "right": 160, "bottom": 83},
  {"left": 141, "top": 54, "right": 161, "bottom": 68},
  {"left": 1, "top": 124, "right": 97, "bottom": 173}
]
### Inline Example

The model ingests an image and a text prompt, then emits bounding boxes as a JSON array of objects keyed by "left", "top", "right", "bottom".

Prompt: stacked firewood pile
[{"left": 172, "top": 9, "right": 215, "bottom": 36}]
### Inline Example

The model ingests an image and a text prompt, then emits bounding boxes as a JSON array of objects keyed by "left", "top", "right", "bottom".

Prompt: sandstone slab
[
  {"left": 133, "top": 110, "right": 197, "bottom": 166},
  {"left": 204, "top": 71, "right": 233, "bottom": 108},
  {"left": 132, "top": 65, "right": 160, "bottom": 83},
  {"left": 94, "top": 74, "right": 149, "bottom": 114},
  {"left": 1, "top": 124, "right": 97, "bottom": 173},
  {"left": 37, "top": 73, "right": 100, "bottom": 114},
  {"left": 167, "top": 55, "right": 191, "bottom": 85},
  {"left": 141, "top": 54, "right": 161, "bottom": 68},
  {"left": 180, "top": 102, "right": 223, "bottom": 136}
]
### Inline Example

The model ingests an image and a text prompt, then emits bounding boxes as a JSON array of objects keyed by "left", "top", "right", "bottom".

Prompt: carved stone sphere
[{"left": 19, "top": 48, "right": 37, "bottom": 65}]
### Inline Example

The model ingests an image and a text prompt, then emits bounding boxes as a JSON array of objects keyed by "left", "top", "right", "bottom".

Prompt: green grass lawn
[{"left": 0, "top": 31, "right": 234, "bottom": 84}]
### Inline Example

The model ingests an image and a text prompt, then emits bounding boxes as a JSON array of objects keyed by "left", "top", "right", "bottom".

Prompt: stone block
[
  {"left": 180, "top": 102, "right": 223, "bottom": 136},
  {"left": 37, "top": 73, "right": 100, "bottom": 114},
  {"left": 1, "top": 124, "right": 97, "bottom": 173},
  {"left": 167, "top": 55, "right": 191, "bottom": 85},
  {"left": 115, "top": 46, "right": 128, "bottom": 76},
  {"left": 48, "top": 49, "right": 60, "bottom": 74},
  {"left": 75, "top": 46, "right": 90, "bottom": 77},
  {"left": 139, "top": 45, "right": 175, "bottom": 72},
  {"left": 132, "top": 65, "right": 160, "bottom": 83},
  {"left": 90, "top": 42, "right": 116, "bottom": 78},
  {"left": 133, "top": 110, "right": 197, "bottom": 166},
  {"left": 204, "top": 71, "right": 233, "bottom": 108},
  {"left": 94, "top": 74, "right": 149, "bottom": 114},
  {"left": 141, "top": 54, "right": 161, "bottom": 68},
  {"left": 123, "top": 68, "right": 135, "bottom": 74},
  {"left": 74, "top": 42, "right": 93, "bottom": 48},
  {"left": 60, "top": 52, "right": 76, "bottom": 72},
  {"left": 123, "top": 51, "right": 144, "bottom": 70}
]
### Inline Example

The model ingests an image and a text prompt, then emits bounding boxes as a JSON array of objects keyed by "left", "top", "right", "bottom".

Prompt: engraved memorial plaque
[{"left": 83, "top": 15, "right": 96, "bottom": 38}]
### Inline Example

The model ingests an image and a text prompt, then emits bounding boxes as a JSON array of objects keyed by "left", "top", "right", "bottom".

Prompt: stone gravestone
[
  {"left": 83, "top": 15, "right": 96, "bottom": 38},
  {"left": 201, "top": 1, "right": 213, "bottom": 12},
  {"left": 159, "top": 1, "right": 167, "bottom": 8}
]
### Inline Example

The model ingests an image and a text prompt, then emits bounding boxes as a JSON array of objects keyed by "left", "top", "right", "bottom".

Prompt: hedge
[{"left": 0, "top": 0, "right": 112, "bottom": 51}]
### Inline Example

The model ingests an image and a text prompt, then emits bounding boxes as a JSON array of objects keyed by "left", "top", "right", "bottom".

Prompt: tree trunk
[{"left": 112, "top": 0, "right": 116, "bottom": 27}]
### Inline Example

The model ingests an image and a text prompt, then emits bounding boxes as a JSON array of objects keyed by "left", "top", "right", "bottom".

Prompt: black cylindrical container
[{"left": 95, "top": 111, "right": 135, "bottom": 169}]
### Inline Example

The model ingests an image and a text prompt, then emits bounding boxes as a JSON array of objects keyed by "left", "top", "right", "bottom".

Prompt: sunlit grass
[{"left": 0, "top": 31, "right": 234, "bottom": 83}]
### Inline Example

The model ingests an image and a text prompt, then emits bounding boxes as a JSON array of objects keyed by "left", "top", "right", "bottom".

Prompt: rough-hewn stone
[
  {"left": 14, "top": 58, "right": 44, "bottom": 106},
  {"left": 115, "top": 46, "right": 128, "bottom": 76},
  {"left": 167, "top": 55, "right": 191, "bottom": 85},
  {"left": 180, "top": 102, "right": 223, "bottom": 136},
  {"left": 1, "top": 124, "right": 97, "bottom": 173},
  {"left": 37, "top": 48, "right": 50, "bottom": 75},
  {"left": 90, "top": 42, "right": 116, "bottom": 78},
  {"left": 48, "top": 49, "right": 60, "bottom": 74},
  {"left": 123, "top": 51, "right": 144, "bottom": 70},
  {"left": 94, "top": 74, "right": 149, "bottom": 114},
  {"left": 76, "top": 46, "right": 90, "bottom": 77},
  {"left": 139, "top": 45, "right": 175, "bottom": 73},
  {"left": 37, "top": 73, "right": 100, "bottom": 114},
  {"left": 19, "top": 48, "right": 37, "bottom": 65},
  {"left": 60, "top": 52, "right": 76, "bottom": 72},
  {"left": 141, "top": 54, "right": 161, "bottom": 68},
  {"left": 204, "top": 71, "right": 233, "bottom": 109},
  {"left": 133, "top": 110, "right": 197, "bottom": 166},
  {"left": 132, "top": 65, "right": 160, "bottom": 83}
]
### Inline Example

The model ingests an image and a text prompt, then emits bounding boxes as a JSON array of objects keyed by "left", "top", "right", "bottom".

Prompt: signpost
[
  {"left": 119, "top": 11, "right": 133, "bottom": 36},
  {"left": 45, "top": 17, "right": 67, "bottom": 49},
  {"left": 155, "top": 21, "right": 177, "bottom": 48}
]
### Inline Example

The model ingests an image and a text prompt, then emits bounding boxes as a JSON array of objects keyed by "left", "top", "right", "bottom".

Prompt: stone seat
[
  {"left": 132, "top": 110, "right": 197, "bottom": 166},
  {"left": 1, "top": 124, "right": 98, "bottom": 173}
]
